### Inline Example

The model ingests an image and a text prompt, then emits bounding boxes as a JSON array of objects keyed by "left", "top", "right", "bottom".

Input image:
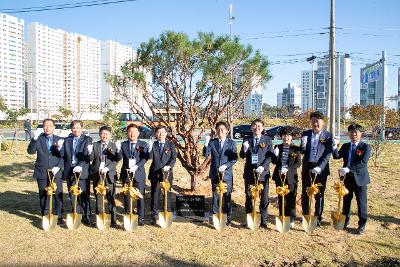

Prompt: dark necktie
[
  {"left": 101, "top": 143, "right": 106, "bottom": 162},
  {"left": 130, "top": 143, "right": 136, "bottom": 159},
  {"left": 254, "top": 137, "right": 259, "bottom": 153},
  {"left": 159, "top": 142, "right": 164, "bottom": 157},
  {"left": 46, "top": 136, "right": 52, "bottom": 152},
  {"left": 348, "top": 143, "right": 356, "bottom": 166}
]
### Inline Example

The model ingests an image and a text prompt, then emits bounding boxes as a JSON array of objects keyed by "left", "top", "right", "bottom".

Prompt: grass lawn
[{"left": 0, "top": 141, "right": 399, "bottom": 266}]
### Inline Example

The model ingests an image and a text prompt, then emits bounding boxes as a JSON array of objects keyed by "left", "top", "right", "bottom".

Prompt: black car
[
  {"left": 263, "top": 125, "right": 301, "bottom": 140},
  {"left": 233, "top": 124, "right": 252, "bottom": 139}
]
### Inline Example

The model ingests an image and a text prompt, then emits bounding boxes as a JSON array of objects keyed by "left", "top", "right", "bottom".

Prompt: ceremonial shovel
[
  {"left": 302, "top": 171, "right": 320, "bottom": 234},
  {"left": 247, "top": 170, "right": 262, "bottom": 230},
  {"left": 42, "top": 169, "right": 58, "bottom": 231},
  {"left": 123, "top": 169, "right": 140, "bottom": 231},
  {"left": 96, "top": 172, "right": 111, "bottom": 230},
  {"left": 159, "top": 169, "right": 173, "bottom": 229},
  {"left": 213, "top": 171, "right": 228, "bottom": 231},
  {"left": 66, "top": 172, "right": 82, "bottom": 230},
  {"left": 331, "top": 171, "right": 348, "bottom": 230},
  {"left": 275, "top": 172, "right": 291, "bottom": 233}
]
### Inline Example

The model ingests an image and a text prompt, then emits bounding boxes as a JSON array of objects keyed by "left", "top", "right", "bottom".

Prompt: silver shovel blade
[
  {"left": 123, "top": 214, "right": 138, "bottom": 231},
  {"left": 212, "top": 213, "right": 227, "bottom": 231},
  {"left": 159, "top": 211, "right": 173, "bottom": 229},
  {"left": 302, "top": 215, "right": 318, "bottom": 234},
  {"left": 246, "top": 212, "right": 261, "bottom": 230},
  {"left": 275, "top": 216, "right": 291, "bottom": 233},
  {"left": 42, "top": 214, "right": 58, "bottom": 231},
  {"left": 331, "top": 211, "right": 347, "bottom": 231},
  {"left": 66, "top": 213, "right": 82, "bottom": 230},
  {"left": 96, "top": 213, "right": 111, "bottom": 231}
]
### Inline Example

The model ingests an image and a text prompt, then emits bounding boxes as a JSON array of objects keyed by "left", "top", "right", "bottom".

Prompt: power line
[
  {"left": 0, "top": 0, "right": 138, "bottom": 14},
  {"left": 243, "top": 32, "right": 329, "bottom": 40}
]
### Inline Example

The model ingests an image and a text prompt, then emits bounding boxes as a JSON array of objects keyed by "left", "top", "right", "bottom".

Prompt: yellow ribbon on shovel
[
  {"left": 45, "top": 182, "right": 57, "bottom": 196},
  {"left": 95, "top": 184, "right": 108, "bottom": 196},
  {"left": 306, "top": 183, "right": 322, "bottom": 198},
  {"left": 251, "top": 183, "right": 264, "bottom": 199},
  {"left": 122, "top": 184, "right": 143, "bottom": 200},
  {"left": 276, "top": 184, "right": 289, "bottom": 197},
  {"left": 161, "top": 180, "right": 171, "bottom": 193},
  {"left": 333, "top": 180, "right": 349, "bottom": 197},
  {"left": 70, "top": 184, "right": 82, "bottom": 196},
  {"left": 216, "top": 181, "right": 228, "bottom": 194}
]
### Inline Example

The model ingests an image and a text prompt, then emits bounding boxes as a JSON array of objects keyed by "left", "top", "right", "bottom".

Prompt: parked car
[
  {"left": 233, "top": 124, "right": 252, "bottom": 139},
  {"left": 263, "top": 125, "right": 301, "bottom": 140}
]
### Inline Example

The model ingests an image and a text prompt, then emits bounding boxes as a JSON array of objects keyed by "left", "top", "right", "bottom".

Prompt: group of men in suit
[
  {"left": 28, "top": 120, "right": 176, "bottom": 227},
  {"left": 203, "top": 112, "right": 371, "bottom": 234},
  {"left": 28, "top": 112, "right": 370, "bottom": 233}
]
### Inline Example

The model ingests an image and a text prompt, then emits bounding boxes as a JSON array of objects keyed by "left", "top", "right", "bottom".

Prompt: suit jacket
[
  {"left": 148, "top": 140, "right": 177, "bottom": 182},
  {"left": 301, "top": 129, "right": 333, "bottom": 178},
  {"left": 27, "top": 134, "right": 64, "bottom": 180},
  {"left": 239, "top": 135, "right": 273, "bottom": 181},
  {"left": 271, "top": 144, "right": 301, "bottom": 185},
  {"left": 203, "top": 138, "right": 238, "bottom": 184},
  {"left": 61, "top": 134, "right": 93, "bottom": 180},
  {"left": 119, "top": 140, "right": 149, "bottom": 183},
  {"left": 89, "top": 141, "right": 122, "bottom": 183},
  {"left": 332, "top": 141, "right": 371, "bottom": 186}
]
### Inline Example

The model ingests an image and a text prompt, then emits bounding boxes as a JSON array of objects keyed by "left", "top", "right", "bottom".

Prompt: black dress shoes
[
  {"left": 57, "top": 217, "right": 64, "bottom": 225},
  {"left": 260, "top": 222, "right": 268, "bottom": 229},
  {"left": 138, "top": 218, "right": 145, "bottom": 226},
  {"left": 357, "top": 225, "right": 366, "bottom": 234},
  {"left": 151, "top": 216, "right": 157, "bottom": 225}
]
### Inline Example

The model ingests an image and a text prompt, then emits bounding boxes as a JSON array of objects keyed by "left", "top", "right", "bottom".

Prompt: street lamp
[{"left": 306, "top": 55, "right": 317, "bottom": 111}]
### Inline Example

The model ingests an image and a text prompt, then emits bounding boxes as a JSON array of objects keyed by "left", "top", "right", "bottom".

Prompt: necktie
[
  {"left": 101, "top": 143, "right": 106, "bottom": 162},
  {"left": 73, "top": 137, "right": 79, "bottom": 153},
  {"left": 254, "top": 137, "right": 259, "bottom": 153},
  {"left": 46, "top": 136, "right": 52, "bottom": 152},
  {"left": 348, "top": 143, "right": 356, "bottom": 166},
  {"left": 159, "top": 143, "right": 164, "bottom": 156},
  {"left": 220, "top": 140, "right": 224, "bottom": 152},
  {"left": 130, "top": 143, "right": 136, "bottom": 159}
]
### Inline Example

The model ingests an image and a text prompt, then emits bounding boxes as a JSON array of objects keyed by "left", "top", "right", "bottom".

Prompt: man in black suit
[
  {"left": 27, "top": 118, "right": 64, "bottom": 224},
  {"left": 300, "top": 111, "right": 333, "bottom": 226},
  {"left": 148, "top": 125, "right": 177, "bottom": 225},
  {"left": 271, "top": 126, "right": 301, "bottom": 227},
  {"left": 332, "top": 123, "right": 371, "bottom": 234},
  {"left": 60, "top": 120, "right": 93, "bottom": 225},
  {"left": 90, "top": 126, "right": 122, "bottom": 227},
  {"left": 119, "top": 124, "right": 149, "bottom": 226},
  {"left": 203, "top": 121, "right": 238, "bottom": 226},
  {"left": 239, "top": 119, "right": 273, "bottom": 228}
]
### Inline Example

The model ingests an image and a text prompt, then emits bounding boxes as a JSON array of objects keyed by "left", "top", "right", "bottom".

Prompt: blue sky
[{"left": 1, "top": 0, "right": 399, "bottom": 107}]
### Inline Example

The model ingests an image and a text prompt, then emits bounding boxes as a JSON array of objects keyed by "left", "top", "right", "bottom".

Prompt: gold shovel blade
[
  {"left": 212, "top": 213, "right": 227, "bottom": 231},
  {"left": 331, "top": 211, "right": 347, "bottom": 231},
  {"left": 66, "top": 213, "right": 82, "bottom": 230},
  {"left": 159, "top": 211, "right": 173, "bottom": 229},
  {"left": 42, "top": 214, "right": 58, "bottom": 231},
  {"left": 123, "top": 214, "right": 138, "bottom": 231},
  {"left": 96, "top": 213, "right": 111, "bottom": 231},
  {"left": 246, "top": 213, "right": 261, "bottom": 230},
  {"left": 302, "top": 215, "right": 318, "bottom": 234},
  {"left": 275, "top": 216, "right": 291, "bottom": 233}
]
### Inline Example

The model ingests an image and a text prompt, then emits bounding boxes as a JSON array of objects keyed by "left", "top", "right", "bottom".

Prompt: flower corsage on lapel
[
  {"left": 107, "top": 147, "right": 113, "bottom": 154},
  {"left": 356, "top": 149, "right": 363, "bottom": 156},
  {"left": 290, "top": 151, "right": 297, "bottom": 159},
  {"left": 319, "top": 135, "right": 326, "bottom": 144},
  {"left": 164, "top": 147, "right": 170, "bottom": 154},
  {"left": 136, "top": 146, "right": 143, "bottom": 152},
  {"left": 259, "top": 142, "right": 267, "bottom": 149}
]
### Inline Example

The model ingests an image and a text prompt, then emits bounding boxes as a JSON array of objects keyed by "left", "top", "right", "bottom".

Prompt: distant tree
[
  {"left": 101, "top": 100, "right": 125, "bottom": 141},
  {"left": 53, "top": 106, "right": 73, "bottom": 125},
  {"left": 107, "top": 31, "right": 271, "bottom": 191}
]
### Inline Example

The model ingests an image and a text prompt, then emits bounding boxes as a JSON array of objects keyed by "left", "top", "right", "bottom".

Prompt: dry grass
[{"left": 0, "top": 141, "right": 399, "bottom": 266}]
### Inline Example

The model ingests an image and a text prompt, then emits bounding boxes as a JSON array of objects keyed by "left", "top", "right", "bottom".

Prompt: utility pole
[
  {"left": 328, "top": 0, "right": 336, "bottom": 133},
  {"left": 228, "top": 4, "right": 234, "bottom": 138}
]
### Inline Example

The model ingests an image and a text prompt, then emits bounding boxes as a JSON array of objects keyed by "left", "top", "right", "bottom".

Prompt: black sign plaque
[{"left": 176, "top": 195, "right": 205, "bottom": 218}]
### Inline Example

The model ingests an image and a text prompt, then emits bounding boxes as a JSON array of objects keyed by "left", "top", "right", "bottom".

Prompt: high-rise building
[
  {"left": 301, "top": 70, "right": 316, "bottom": 112},
  {"left": 64, "top": 33, "right": 101, "bottom": 115},
  {"left": 315, "top": 53, "right": 352, "bottom": 115},
  {"left": 360, "top": 51, "right": 388, "bottom": 106},
  {"left": 276, "top": 82, "right": 301, "bottom": 110},
  {"left": 26, "top": 22, "right": 64, "bottom": 116},
  {"left": 27, "top": 22, "right": 102, "bottom": 118},
  {"left": 397, "top": 67, "right": 399, "bottom": 111},
  {"left": 0, "top": 13, "right": 25, "bottom": 110},
  {"left": 277, "top": 92, "right": 283, "bottom": 107},
  {"left": 243, "top": 79, "right": 263, "bottom": 117}
]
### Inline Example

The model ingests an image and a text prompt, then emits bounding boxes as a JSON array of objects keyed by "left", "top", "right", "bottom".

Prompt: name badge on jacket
[{"left": 251, "top": 154, "right": 258, "bottom": 164}]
